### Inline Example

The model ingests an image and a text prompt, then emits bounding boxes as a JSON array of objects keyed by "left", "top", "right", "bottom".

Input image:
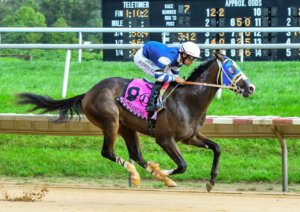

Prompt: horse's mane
[{"left": 186, "top": 58, "right": 216, "bottom": 82}]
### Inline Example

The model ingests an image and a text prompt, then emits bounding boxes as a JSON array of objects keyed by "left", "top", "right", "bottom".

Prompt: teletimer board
[{"left": 102, "top": 0, "right": 300, "bottom": 61}]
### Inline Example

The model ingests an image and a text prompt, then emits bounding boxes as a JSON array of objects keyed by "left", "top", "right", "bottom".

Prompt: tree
[
  {"left": 1, "top": 0, "right": 103, "bottom": 43},
  {"left": 40, "top": 0, "right": 73, "bottom": 27},
  {"left": 2, "top": 6, "right": 46, "bottom": 43},
  {"left": 39, "top": 0, "right": 102, "bottom": 27},
  {"left": 86, "top": 10, "right": 103, "bottom": 44},
  {"left": 3, "top": 0, "right": 40, "bottom": 12},
  {"left": 0, "top": 2, "right": 11, "bottom": 26},
  {"left": 43, "top": 17, "right": 78, "bottom": 44}
]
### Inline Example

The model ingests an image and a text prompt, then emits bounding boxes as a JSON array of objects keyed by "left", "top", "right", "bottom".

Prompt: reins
[
  {"left": 161, "top": 57, "right": 243, "bottom": 104},
  {"left": 183, "top": 59, "right": 240, "bottom": 90},
  {"left": 183, "top": 81, "right": 237, "bottom": 90}
]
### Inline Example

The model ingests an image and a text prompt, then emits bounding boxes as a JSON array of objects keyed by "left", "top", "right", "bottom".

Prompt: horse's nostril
[{"left": 249, "top": 84, "right": 255, "bottom": 95}]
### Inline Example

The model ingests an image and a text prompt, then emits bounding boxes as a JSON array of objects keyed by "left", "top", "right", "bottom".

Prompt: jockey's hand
[{"left": 174, "top": 76, "right": 186, "bottom": 85}]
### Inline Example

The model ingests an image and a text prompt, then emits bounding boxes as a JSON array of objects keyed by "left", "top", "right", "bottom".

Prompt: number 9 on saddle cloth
[{"left": 117, "top": 78, "right": 170, "bottom": 121}]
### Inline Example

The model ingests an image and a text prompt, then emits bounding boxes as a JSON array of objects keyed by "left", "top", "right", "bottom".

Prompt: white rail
[
  {"left": 1, "top": 43, "right": 300, "bottom": 49},
  {"left": 1, "top": 27, "right": 300, "bottom": 51},
  {"left": 1, "top": 27, "right": 300, "bottom": 33}
]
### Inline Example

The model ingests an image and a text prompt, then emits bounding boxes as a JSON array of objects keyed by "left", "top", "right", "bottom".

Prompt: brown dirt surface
[
  {"left": 0, "top": 179, "right": 300, "bottom": 212},
  {"left": 1, "top": 183, "right": 49, "bottom": 202}
]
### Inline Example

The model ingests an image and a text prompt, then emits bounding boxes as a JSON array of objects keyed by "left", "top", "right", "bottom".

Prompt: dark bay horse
[{"left": 17, "top": 53, "right": 255, "bottom": 191}]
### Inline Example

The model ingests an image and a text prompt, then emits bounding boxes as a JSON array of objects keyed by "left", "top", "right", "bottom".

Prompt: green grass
[
  {"left": 0, "top": 58, "right": 300, "bottom": 184},
  {"left": 0, "top": 134, "right": 299, "bottom": 183}
]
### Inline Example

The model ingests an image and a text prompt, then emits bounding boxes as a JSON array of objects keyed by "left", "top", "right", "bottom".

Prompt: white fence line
[
  {"left": 1, "top": 27, "right": 300, "bottom": 51},
  {"left": 1, "top": 27, "right": 300, "bottom": 55},
  {"left": 1, "top": 43, "right": 300, "bottom": 49},
  {"left": 1, "top": 26, "right": 300, "bottom": 62},
  {"left": 1, "top": 27, "right": 300, "bottom": 33}
]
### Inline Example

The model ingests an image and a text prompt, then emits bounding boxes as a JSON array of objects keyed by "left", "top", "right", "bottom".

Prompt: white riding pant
[{"left": 134, "top": 48, "right": 159, "bottom": 77}]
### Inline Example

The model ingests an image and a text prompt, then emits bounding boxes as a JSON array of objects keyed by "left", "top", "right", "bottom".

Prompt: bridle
[
  {"left": 216, "top": 58, "right": 245, "bottom": 93},
  {"left": 162, "top": 54, "right": 247, "bottom": 104},
  {"left": 183, "top": 57, "right": 244, "bottom": 94}
]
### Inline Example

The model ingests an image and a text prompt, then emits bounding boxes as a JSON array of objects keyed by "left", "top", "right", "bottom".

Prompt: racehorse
[{"left": 17, "top": 53, "right": 255, "bottom": 192}]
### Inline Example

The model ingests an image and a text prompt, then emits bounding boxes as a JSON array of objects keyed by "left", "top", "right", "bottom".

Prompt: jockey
[{"left": 134, "top": 41, "right": 200, "bottom": 112}]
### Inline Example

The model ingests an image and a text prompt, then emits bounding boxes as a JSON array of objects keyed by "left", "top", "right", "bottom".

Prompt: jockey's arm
[
  {"left": 154, "top": 70, "right": 175, "bottom": 82},
  {"left": 154, "top": 63, "right": 184, "bottom": 84},
  {"left": 154, "top": 70, "right": 185, "bottom": 85},
  {"left": 154, "top": 56, "right": 185, "bottom": 84},
  {"left": 156, "top": 56, "right": 171, "bottom": 70},
  {"left": 169, "top": 67, "right": 185, "bottom": 84}
]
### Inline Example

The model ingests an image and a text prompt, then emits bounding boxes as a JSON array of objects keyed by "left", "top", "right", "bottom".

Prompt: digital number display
[{"left": 102, "top": 0, "right": 300, "bottom": 61}]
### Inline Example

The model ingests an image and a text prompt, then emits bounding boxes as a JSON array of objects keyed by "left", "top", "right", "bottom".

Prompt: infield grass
[{"left": 0, "top": 56, "right": 300, "bottom": 185}]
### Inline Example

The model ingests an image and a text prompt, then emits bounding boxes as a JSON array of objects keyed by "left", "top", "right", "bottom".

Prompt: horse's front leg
[
  {"left": 182, "top": 132, "right": 221, "bottom": 192},
  {"left": 118, "top": 125, "right": 176, "bottom": 187},
  {"left": 151, "top": 137, "right": 187, "bottom": 186},
  {"left": 145, "top": 161, "right": 177, "bottom": 187}
]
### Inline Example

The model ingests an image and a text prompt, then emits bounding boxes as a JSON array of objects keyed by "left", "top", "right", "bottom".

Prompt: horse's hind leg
[
  {"left": 84, "top": 112, "right": 141, "bottom": 187},
  {"left": 101, "top": 122, "right": 141, "bottom": 187},
  {"left": 82, "top": 84, "right": 140, "bottom": 186},
  {"left": 118, "top": 125, "right": 176, "bottom": 187},
  {"left": 118, "top": 124, "right": 148, "bottom": 168}
]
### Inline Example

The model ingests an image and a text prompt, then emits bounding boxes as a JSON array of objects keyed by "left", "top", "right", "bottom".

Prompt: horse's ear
[
  {"left": 214, "top": 51, "right": 225, "bottom": 62},
  {"left": 218, "top": 50, "right": 226, "bottom": 56}
]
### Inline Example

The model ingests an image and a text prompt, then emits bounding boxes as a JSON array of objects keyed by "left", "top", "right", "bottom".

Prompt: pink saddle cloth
[{"left": 117, "top": 79, "right": 169, "bottom": 120}]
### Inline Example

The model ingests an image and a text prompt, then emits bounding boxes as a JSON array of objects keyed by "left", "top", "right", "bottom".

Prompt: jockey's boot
[{"left": 146, "top": 81, "right": 164, "bottom": 112}]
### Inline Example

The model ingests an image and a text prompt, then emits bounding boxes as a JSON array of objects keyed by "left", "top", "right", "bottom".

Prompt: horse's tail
[{"left": 16, "top": 93, "right": 86, "bottom": 123}]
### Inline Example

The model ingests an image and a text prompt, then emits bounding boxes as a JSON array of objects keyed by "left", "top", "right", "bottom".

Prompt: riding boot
[{"left": 146, "top": 81, "right": 164, "bottom": 112}]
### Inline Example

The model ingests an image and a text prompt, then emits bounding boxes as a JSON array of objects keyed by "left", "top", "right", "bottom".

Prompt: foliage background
[{"left": 0, "top": 0, "right": 102, "bottom": 44}]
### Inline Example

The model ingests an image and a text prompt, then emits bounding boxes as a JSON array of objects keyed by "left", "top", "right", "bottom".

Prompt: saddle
[{"left": 117, "top": 78, "right": 170, "bottom": 136}]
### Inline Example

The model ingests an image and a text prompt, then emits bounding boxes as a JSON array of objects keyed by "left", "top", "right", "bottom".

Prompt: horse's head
[{"left": 214, "top": 53, "right": 255, "bottom": 98}]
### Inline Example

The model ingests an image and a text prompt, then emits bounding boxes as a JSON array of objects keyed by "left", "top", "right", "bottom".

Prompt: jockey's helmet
[{"left": 180, "top": 42, "right": 201, "bottom": 58}]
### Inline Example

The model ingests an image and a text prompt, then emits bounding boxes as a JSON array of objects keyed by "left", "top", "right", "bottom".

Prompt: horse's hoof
[
  {"left": 165, "top": 178, "right": 177, "bottom": 187},
  {"left": 125, "top": 161, "right": 140, "bottom": 187},
  {"left": 148, "top": 162, "right": 160, "bottom": 170},
  {"left": 131, "top": 175, "right": 141, "bottom": 187},
  {"left": 206, "top": 181, "right": 214, "bottom": 192}
]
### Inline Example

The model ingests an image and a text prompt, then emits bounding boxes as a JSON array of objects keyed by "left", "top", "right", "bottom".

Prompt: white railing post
[
  {"left": 271, "top": 126, "right": 288, "bottom": 192},
  {"left": 240, "top": 32, "right": 244, "bottom": 63},
  {"left": 78, "top": 32, "right": 82, "bottom": 63},
  {"left": 162, "top": 32, "right": 166, "bottom": 44},
  {"left": 62, "top": 50, "right": 71, "bottom": 98}
]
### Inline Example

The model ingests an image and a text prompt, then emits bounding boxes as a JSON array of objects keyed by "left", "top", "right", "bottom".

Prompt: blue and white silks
[{"left": 142, "top": 41, "right": 183, "bottom": 82}]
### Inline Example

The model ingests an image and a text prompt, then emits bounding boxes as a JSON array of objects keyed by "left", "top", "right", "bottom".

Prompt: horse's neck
[
  {"left": 197, "top": 60, "right": 220, "bottom": 84},
  {"left": 191, "top": 61, "right": 219, "bottom": 108},
  {"left": 171, "top": 61, "right": 219, "bottom": 122}
]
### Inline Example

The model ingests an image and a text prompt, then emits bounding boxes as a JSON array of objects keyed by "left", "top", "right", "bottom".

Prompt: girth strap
[{"left": 147, "top": 112, "right": 156, "bottom": 137}]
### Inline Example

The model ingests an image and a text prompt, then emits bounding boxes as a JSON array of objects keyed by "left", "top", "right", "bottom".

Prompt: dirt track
[{"left": 0, "top": 185, "right": 300, "bottom": 212}]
